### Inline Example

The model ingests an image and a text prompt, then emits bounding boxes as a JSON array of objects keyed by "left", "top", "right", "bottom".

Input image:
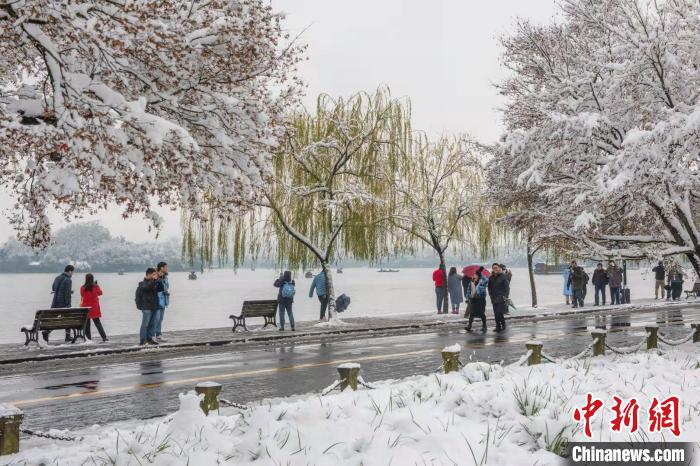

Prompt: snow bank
[
  {"left": 0, "top": 403, "right": 22, "bottom": 417},
  {"left": 10, "top": 349, "right": 700, "bottom": 465},
  {"left": 442, "top": 343, "right": 461, "bottom": 352}
]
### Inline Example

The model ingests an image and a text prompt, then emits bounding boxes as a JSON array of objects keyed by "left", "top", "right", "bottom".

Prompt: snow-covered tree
[
  {"left": 184, "top": 88, "right": 412, "bottom": 319},
  {"left": 497, "top": 0, "right": 700, "bottom": 275},
  {"left": 0, "top": 0, "right": 303, "bottom": 248},
  {"left": 388, "top": 134, "right": 483, "bottom": 312}
]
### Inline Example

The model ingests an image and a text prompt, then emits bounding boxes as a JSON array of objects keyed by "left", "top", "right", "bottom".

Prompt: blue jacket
[
  {"left": 158, "top": 275, "right": 170, "bottom": 309},
  {"left": 467, "top": 275, "right": 488, "bottom": 299},
  {"left": 309, "top": 271, "right": 327, "bottom": 298}
]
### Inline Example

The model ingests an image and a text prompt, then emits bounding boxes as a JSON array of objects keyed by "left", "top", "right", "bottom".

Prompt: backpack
[
  {"left": 135, "top": 281, "right": 145, "bottom": 310},
  {"left": 281, "top": 281, "right": 296, "bottom": 299}
]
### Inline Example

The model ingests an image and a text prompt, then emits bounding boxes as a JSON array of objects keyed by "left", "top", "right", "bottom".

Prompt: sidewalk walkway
[{"left": 1, "top": 297, "right": 697, "bottom": 365}]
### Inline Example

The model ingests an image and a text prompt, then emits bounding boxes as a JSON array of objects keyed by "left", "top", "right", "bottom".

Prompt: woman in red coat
[{"left": 80, "top": 274, "right": 108, "bottom": 342}]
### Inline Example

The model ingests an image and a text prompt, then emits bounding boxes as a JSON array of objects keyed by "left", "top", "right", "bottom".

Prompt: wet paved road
[{"left": 2, "top": 305, "right": 698, "bottom": 432}]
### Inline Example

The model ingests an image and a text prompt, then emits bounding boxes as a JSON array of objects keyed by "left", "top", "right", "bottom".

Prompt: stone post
[
  {"left": 592, "top": 329, "right": 607, "bottom": 356},
  {"left": 525, "top": 341, "right": 543, "bottom": 365},
  {"left": 195, "top": 382, "right": 222, "bottom": 415},
  {"left": 645, "top": 325, "right": 659, "bottom": 350},
  {"left": 441, "top": 344, "right": 461, "bottom": 374},
  {"left": 337, "top": 363, "right": 360, "bottom": 391},
  {"left": 692, "top": 323, "right": 700, "bottom": 344},
  {"left": 0, "top": 405, "right": 23, "bottom": 456}
]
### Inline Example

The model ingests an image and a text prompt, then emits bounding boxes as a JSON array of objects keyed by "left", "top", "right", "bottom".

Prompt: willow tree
[
  {"left": 388, "top": 135, "right": 485, "bottom": 313},
  {"left": 184, "top": 87, "right": 412, "bottom": 319}
]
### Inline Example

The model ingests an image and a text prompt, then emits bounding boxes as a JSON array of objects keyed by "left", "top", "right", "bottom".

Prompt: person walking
[
  {"left": 433, "top": 264, "right": 447, "bottom": 314},
  {"left": 607, "top": 261, "right": 623, "bottom": 305},
  {"left": 591, "top": 263, "right": 608, "bottom": 306},
  {"left": 135, "top": 268, "right": 163, "bottom": 346},
  {"left": 652, "top": 261, "right": 666, "bottom": 299},
  {"left": 488, "top": 263, "right": 509, "bottom": 332},
  {"left": 465, "top": 268, "right": 489, "bottom": 332},
  {"left": 309, "top": 270, "right": 328, "bottom": 321},
  {"left": 568, "top": 265, "right": 589, "bottom": 308},
  {"left": 447, "top": 267, "right": 463, "bottom": 315},
  {"left": 562, "top": 265, "right": 573, "bottom": 305},
  {"left": 667, "top": 265, "right": 684, "bottom": 301},
  {"left": 155, "top": 261, "right": 170, "bottom": 342},
  {"left": 80, "top": 274, "right": 107, "bottom": 342},
  {"left": 274, "top": 270, "right": 295, "bottom": 331},
  {"left": 43, "top": 264, "right": 75, "bottom": 343}
]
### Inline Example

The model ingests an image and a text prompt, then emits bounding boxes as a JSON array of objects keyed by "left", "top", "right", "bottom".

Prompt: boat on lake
[
  {"left": 378, "top": 268, "right": 400, "bottom": 273},
  {"left": 117, "top": 270, "right": 125, "bottom": 276},
  {"left": 188, "top": 272, "right": 198, "bottom": 280},
  {"left": 304, "top": 270, "right": 313, "bottom": 278},
  {"left": 336, "top": 267, "right": 343, "bottom": 274}
]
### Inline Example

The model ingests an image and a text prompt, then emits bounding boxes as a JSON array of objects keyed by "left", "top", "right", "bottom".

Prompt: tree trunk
[
  {"left": 322, "top": 261, "right": 337, "bottom": 320},
  {"left": 686, "top": 251, "right": 700, "bottom": 279},
  {"left": 527, "top": 245, "right": 538, "bottom": 308},
  {"left": 439, "top": 252, "right": 448, "bottom": 314}
]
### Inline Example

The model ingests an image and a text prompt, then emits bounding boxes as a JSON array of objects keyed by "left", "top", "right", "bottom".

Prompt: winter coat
[
  {"left": 591, "top": 269, "right": 608, "bottom": 287},
  {"left": 466, "top": 275, "right": 489, "bottom": 300},
  {"left": 309, "top": 271, "right": 327, "bottom": 298},
  {"left": 568, "top": 267, "right": 589, "bottom": 291},
  {"left": 652, "top": 265, "right": 665, "bottom": 281},
  {"left": 562, "top": 269, "right": 572, "bottom": 296},
  {"left": 432, "top": 268, "right": 445, "bottom": 288},
  {"left": 135, "top": 279, "right": 163, "bottom": 311},
  {"left": 80, "top": 285, "right": 103, "bottom": 319},
  {"left": 668, "top": 269, "right": 684, "bottom": 284},
  {"left": 51, "top": 273, "right": 72, "bottom": 308},
  {"left": 158, "top": 275, "right": 170, "bottom": 309},
  {"left": 448, "top": 273, "right": 463, "bottom": 305},
  {"left": 607, "top": 266, "right": 623, "bottom": 288},
  {"left": 274, "top": 271, "right": 295, "bottom": 304},
  {"left": 488, "top": 272, "right": 510, "bottom": 304}
]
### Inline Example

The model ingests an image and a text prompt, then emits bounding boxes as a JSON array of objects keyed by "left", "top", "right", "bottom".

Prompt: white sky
[{"left": 0, "top": 0, "right": 556, "bottom": 244}]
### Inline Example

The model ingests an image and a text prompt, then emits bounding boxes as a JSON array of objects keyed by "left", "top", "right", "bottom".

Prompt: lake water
[{"left": 0, "top": 267, "right": 655, "bottom": 344}]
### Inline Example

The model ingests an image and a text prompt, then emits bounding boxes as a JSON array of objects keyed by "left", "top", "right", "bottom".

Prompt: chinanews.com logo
[{"left": 565, "top": 393, "right": 695, "bottom": 465}]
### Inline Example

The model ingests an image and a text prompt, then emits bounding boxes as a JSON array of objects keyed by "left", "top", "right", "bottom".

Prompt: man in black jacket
[
  {"left": 652, "top": 261, "right": 665, "bottom": 299},
  {"left": 135, "top": 268, "right": 164, "bottom": 345},
  {"left": 488, "top": 263, "right": 510, "bottom": 332},
  {"left": 43, "top": 264, "right": 75, "bottom": 343},
  {"left": 591, "top": 263, "right": 608, "bottom": 306}
]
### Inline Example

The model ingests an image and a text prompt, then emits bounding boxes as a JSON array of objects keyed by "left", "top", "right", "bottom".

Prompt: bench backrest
[
  {"left": 241, "top": 300, "right": 278, "bottom": 317},
  {"left": 35, "top": 308, "right": 90, "bottom": 330},
  {"left": 694, "top": 282, "right": 700, "bottom": 292}
]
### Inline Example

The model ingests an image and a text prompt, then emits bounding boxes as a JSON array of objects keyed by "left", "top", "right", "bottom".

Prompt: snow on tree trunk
[{"left": 322, "top": 262, "right": 337, "bottom": 321}]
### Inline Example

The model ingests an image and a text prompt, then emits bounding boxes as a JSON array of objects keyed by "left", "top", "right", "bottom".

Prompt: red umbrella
[{"left": 462, "top": 265, "right": 490, "bottom": 279}]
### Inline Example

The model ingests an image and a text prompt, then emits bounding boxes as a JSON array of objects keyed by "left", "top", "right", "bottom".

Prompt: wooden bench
[
  {"left": 685, "top": 282, "right": 700, "bottom": 299},
  {"left": 229, "top": 300, "right": 278, "bottom": 332},
  {"left": 21, "top": 307, "right": 90, "bottom": 346}
]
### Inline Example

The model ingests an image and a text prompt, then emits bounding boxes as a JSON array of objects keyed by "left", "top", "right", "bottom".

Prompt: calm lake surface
[{"left": 0, "top": 267, "right": 653, "bottom": 344}]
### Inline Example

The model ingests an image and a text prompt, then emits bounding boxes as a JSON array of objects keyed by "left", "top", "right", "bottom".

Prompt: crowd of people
[
  {"left": 562, "top": 260, "right": 688, "bottom": 307},
  {"left": 43, "top": 262, "right": 171, "bottom": 346},
  {"left": 40, "top": 259, "right": 692, "bottom": 344},
  {"left": 432, "top": 262, "right": 512, "bottom": 332}
]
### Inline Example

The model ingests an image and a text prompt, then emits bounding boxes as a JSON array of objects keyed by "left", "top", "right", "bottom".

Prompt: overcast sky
[{"left": 0, "top": 0, "right": 557, "bottom": 244}]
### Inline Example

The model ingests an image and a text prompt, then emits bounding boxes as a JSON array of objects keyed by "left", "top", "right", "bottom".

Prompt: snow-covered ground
[{"left": 9, "top": 345, "right": 700, "bottom": 465}]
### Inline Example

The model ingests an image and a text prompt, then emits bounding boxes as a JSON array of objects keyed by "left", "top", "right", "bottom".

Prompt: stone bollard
[
  {"left": 525, "top": 341, "right": 543, "bottom": 365},
  {"left": 195, "top": 382, "right": 222, "bottom": 415},
  {"left": 441, "top": 344, "right": 461, "bottom": 374},
  {"left": 592, "top": 329, "right": 607, "bottom": 356},
  {"left": 645, "top": 325, "right": 659, "bottom": 350},
  {"left": 692, "top": 323, "right": 700, "bottom": 344},
  {"left": 0, "top": 405, "right": 23, "bottom": 456},
  {"left": 337, "top": 363, "right": 361, "bottom": 391}
]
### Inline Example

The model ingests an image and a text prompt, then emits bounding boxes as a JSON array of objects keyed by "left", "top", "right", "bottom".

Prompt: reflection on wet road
[{"left": 2, "top": 306, "right": 698, "bottom": 431}]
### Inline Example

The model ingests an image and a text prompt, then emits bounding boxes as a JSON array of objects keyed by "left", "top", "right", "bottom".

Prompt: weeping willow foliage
[
  {"left": 182, "top": 87, "right": 412, "bottom": 270},
  {"left": 388, "top": 134, "right": 497, "bottom": 261}
]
